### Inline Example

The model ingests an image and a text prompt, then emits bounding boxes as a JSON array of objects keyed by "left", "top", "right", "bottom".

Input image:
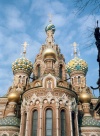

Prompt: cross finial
[
  {"left": 22, "top": 42, "right": 29, "bottom": 57},
  {"left": 72, "top": 42, "right": 78, "bottom": 57},
  {"left": 48, "top": 13, "right": 52, "bottom": 23}
]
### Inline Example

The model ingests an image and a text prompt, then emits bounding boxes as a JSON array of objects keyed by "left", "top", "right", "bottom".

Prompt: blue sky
[{"left": 0, "top": 0, "right": 100, "bottom": 96}]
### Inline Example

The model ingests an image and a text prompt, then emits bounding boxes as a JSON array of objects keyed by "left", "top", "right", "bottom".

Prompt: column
[
  {"left": 19, "top": 108, "right": 24, "bottom": 136},
  {"left": 69, "top": 102, "right": 73, "bottom": 136},
  {"left": 39, "top": 103, "right": 43, "bottom": 136},
  {"left": 25, "top": 106, "right": 30, "bottom": 136},
  {"left": 56, "top": 102, "right": 59, "bottom": 136},
  {"left": 75, "top": 110, "right": 79, "bottom": 136}
]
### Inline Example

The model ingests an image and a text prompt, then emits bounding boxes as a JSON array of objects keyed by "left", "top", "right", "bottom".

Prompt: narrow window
[
  {"left": 78, "top": 76, "right": 81, "bottom": 83},
  {"left": 72, "top": 111, "right": 75, "bottom": 136},
  {"left": 37, "top": 64, "right": 40, "bottom": 78},
  {"left": 59, "top": 65, "right": 63, "bottom": 79},
  {"left": 46, "top": 109, "right": 52, "bottom": 136},
  {"left": 61, "top": 110, "right": 66, "bottom": 136},
  {"left": 32, "top": 110, "right": 38, "bottom": 136}
]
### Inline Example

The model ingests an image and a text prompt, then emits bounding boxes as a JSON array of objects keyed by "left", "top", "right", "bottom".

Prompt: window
[
  {"left": 2, "top": 134, "right": 7, "bottom": 136},
  {"left": 72, "top": 111, "right": 75, "bottom": 136},
  {"left": 37, "top": 64, "right": 40, "bottom": 78},
  {"left": 59, "top": 65, "right": 63, "bottom": 79},
  {"left": 61, "top": 110, "right": 66, "bottom": 136},
  {"left": 32, "top": 110, "right": 38, "bottom": 136},
  {"left": 46, "top": 109, "right": 52, "bottom": 136}
]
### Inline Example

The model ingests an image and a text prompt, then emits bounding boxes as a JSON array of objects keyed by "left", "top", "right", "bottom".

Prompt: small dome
[
  {"left": 45, "top": 24, "right": 56, "bottom": 34},
  {"left": 8, "top": 91, "right": 20, "bottom": 103},
  {"left": 12, "top": 57, "right": 33, "bottom": 76},
  {"left": 79, "top": 116, "right": 100, "bottom": 127},
  {"left": 79, "top": 90, "right": 91, "bottom": 103},
  {"left": 43, "top": 47, "right": 57, "bottom": 60},
  {"left": 0, "top": 116, "right": 20, "bottom": 127},
  {"left": 66, "top": 57, "right": 88, "bottom": 75}
]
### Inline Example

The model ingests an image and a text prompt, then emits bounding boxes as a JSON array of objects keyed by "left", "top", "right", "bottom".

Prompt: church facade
[{"left": 0, "top": 21, "right": 100, "bottom": 136}]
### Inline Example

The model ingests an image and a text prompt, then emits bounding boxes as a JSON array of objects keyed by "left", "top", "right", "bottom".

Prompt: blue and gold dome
[
  {"left": 66, "top": 42, "right": 88, "bottom": 76},
  {"left": 12, "top": 57, "right": 33, "bottom": 76},
  {"left": 66, "top": 57, "right": 88, "bottom": 75},
  {"left": 45, "top": 23, "right": 56, "bottom": 34}
]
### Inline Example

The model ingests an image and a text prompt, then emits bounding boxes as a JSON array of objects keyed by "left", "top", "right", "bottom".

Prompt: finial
[
  {"left": 48, "top": 13, "right": 52, "bottom": 24},
  {"left": 22, "top": 42, "right": 29, "bottom": 57},
  {"left": 72, "top": 42, "right": 79, "bottom": 57}
]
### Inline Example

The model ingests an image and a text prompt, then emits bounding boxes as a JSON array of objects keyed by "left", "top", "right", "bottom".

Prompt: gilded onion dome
[
  {"left": 8, "top": 91, "right": 20, "bottom": 103},
  {"left": 79, "top": 89, "right": 91, "bottom": 103},
  {"left": 66, "top": 42, "right": 88, "bottom": 75},
  {"left": 43, "top": 47, "right": 57, "bottom": 60},
  {"left": 12, "top": 42, "right": 33, "bottom": 76}
]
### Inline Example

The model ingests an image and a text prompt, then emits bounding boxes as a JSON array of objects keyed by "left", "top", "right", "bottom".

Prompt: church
[{"left": 0, "top": 20, "right": 100, "bottom": 136}]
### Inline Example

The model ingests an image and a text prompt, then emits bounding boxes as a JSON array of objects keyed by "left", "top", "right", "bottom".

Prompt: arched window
[
  {"left": 71, "top": 111, "right": 76, "bottom": 136},
  {"left": 46, "top": 109, "right": 52, "bottom": 136},
  {"left": 32, "top": 110, "right": 38, "bottom": 136},
  {"left": 37, "top": 64, "right": 40, "bottom": 78},
  {"left": 78, "top": 76, "right": 81, "bottom": 83},
  {"left": 59, "top": 65, "right": 63, "bottom": 79},
  {"left": 61, "top": 109, "right": 66, "bottom": 136}
]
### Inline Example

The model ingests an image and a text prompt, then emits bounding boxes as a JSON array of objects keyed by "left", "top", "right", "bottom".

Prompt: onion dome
[
  {"left": 43, "top": 47, "right": 57, "bottom": 60},
  {"left": 79, "top": 89, "right": 91, "bottom": 103},
  {"left": 45, "top": 23, "right": 56, "bottom": 34},
  {"left": 12, "top": 42, "right": 33, "bottom": 76},
  {"left": 66, "top": 57, "right": 88, "bottom": 75},
  {"left": 79, "top": 116, "right": 100, "bottom": 127},
  {"left": 66, "top": 42, "right": 88, "bottom": 76},
  {"left": 0, "top": 116, "right": 20, "bottom": 127},
  {"left": 8, "top": 91, "right": 20, "bottom": 103},
  {"left": 12, "top": 57, "right": 33, "bottom": 76}
]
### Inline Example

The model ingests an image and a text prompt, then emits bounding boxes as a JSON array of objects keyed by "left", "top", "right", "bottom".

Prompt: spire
[
  {"left": 72, "top": 42, "right": 79, "bottom": 57},
  {"left": 22, "top": 42, "right": 29, "bottom": 57}
]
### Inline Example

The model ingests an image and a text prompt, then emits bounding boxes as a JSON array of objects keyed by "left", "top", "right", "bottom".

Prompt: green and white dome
[
  {"left": 0, "top": 116, "right": 20, "bottom": 127},
  {"left": 12, "top": 57, "right": 33, "bottom": 76},
  {"left": 45, "top": 23, "right": 56, "bottom": 34},
  {"left": 66, "top": 57, "right": 88, "bottom": 76},
  {"left": 80, "top": 116, "right": 100, "bottom": 127}
]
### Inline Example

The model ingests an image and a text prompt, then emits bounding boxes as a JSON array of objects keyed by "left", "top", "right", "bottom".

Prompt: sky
[{"left": 0, "top": 0, "right": 100, "bottom": 97}]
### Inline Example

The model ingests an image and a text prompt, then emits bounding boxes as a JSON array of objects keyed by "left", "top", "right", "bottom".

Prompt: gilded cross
[
  {"left": 72, "top": 42, "right": 78, "bottom": 57},
  {"left": 22, "top": 42, "right": 29, "bottom": 57},
  {"left": 48, "top": 13, "right": 53, "bottom": 23}
]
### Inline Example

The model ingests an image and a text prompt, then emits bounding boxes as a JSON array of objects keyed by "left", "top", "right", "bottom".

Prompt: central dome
[{"left": 43, "top": 47, "right": 57, "bottom": 60}]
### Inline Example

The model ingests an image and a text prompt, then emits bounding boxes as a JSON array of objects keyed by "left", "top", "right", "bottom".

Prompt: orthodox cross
[
  {"left": 48, "top": 13, "right": 52, "bottom": 23},
  {"left": 72, "top": 42, "right": 78, "bottom": 57},
  {"left": 22, "top": 42, "right": 29, "bottom": 57}
]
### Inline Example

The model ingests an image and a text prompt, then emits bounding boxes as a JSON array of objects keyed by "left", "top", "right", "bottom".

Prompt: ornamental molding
[{"left": 22, "top": 92, "right": 77, "bottom": 111}]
